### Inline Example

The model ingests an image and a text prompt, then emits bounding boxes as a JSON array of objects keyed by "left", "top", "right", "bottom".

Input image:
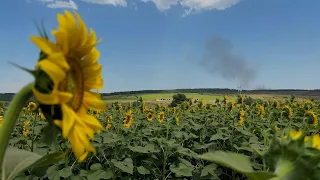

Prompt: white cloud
[
  {"left": 141, "top": 0, "right": 179, "bottom": 11},
  {"left": 40, "top": 0, "right": 78, "bottom": 9},
  {"left": 37, "top": 0, "right": 127, "bottom": 10},
  {"left": 141, "top": 0, "right": 241, "bottom": 16},
  {"left": 180, "top": 0, "right": 241, "bottom": 16},
  {"left": 80, "top": 0, "right": 127, "bottom": 7},
  {"left": 35, "top": 0, "right": 240, "bottom": 16}
]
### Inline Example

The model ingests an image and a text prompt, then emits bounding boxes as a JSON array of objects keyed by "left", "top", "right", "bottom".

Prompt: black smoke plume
[{"left": 201, "top": 36, "right": 256, "bottom": 87}]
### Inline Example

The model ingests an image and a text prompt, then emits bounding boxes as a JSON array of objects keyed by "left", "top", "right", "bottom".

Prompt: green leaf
[
  {"left": 170, "top": 163, "right": 193, "bottom": 177},
  {"left": 111, "top": 158, "right": 134, "bottom": 174},
  {"left": 210, "top": 133, "right": 223, "bottom": 141},
  {"left": 90, "top": 163, "right": 103, "bottom": 170},
  {"left": 41, "top": 123, "right": 60, "bottom": 145},
  {"left": 137, "top": 166, "right": 150, "bottom": 175},
  {"left": 172, "top": 131, "right": 183, "bottom": 138},
  {"left": 177, "top": 147, "right": 198, "bottom": 157},
  {"left": 29, "top": 151, "right": 67, "bottom": 169},
  {"left": 59, "top": 168, "right": 72, "bottom": 178},
  {"left": 128, "top": 143, "right": 159, "bottom": 153},
  {"left": 1, "top": 147, "right": 66, "bottom": 180},
  {"left": 87, "top": 169, "right": 113, "bottom": 180},
  {"left": 2, "top": 147, "right": 41, "bottom": 180},
  {"left": 46, "top": 166, "right": 60, "bottom": 180},
  {"left": 201, "top": 163, "right": 217, "bottom": 177},
  {"left": 70, "top": 176, "right": 86, "bottom": 180},
  {"left": 198, "top": 151, "right": 276, "bottom": 180}
]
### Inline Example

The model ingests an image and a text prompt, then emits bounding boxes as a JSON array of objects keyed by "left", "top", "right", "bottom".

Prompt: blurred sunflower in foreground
[{"left": 30, "top": 10, "right": 105, "bottom": 162}]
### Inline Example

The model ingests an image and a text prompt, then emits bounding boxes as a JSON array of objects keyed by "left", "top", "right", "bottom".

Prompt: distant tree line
[{"left": 1, "top": 88, "right": 320, "bottom": 101}]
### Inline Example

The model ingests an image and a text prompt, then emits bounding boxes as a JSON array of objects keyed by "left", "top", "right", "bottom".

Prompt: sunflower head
[
  {"left": 175, "top": 117, "right": 180, "bottom": 125},
  {"left": 30, "top": 10, "right": 105, "bottom": 162},
  {"left": 305, "top": 110, "right": 318, "bottom": 126},
  {"left": 147, "top": 112, "right": 153, "bottom": 121},
  {"left": 289, "top": 130, "right": 303, "bottom": 140},
  {"left": 123, "top": 110, "right": 133, "bottom": 128},
  {"left": 158, "top": 111, "right": 165, "bottom": 124},
  {"left": 27, "top": 102, "right": 37, "bottom": 111},
  {"left": 107, "top": 115, "right": 113, "bottom": 123}
]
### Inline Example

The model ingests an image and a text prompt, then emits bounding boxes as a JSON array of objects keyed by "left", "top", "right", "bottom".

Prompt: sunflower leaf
[{"left": 1, "top": 147, "right": 65, "bottom": 180}]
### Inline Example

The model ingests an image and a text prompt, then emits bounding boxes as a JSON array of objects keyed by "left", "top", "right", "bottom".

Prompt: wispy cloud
[
  {"left": 36, "top": 0, "right": 127, "bottom": 10},
  {"left": 141, "top": 0, "right": 242, "bottom": 16},
  {"left": 80, "top": 0, "right": 127, "bottom": 7},
  {"left": 39, "top": 0, "right": 78, "bottom": 9},
  {"left": 35, "top": 0, "right": 241, "bottom": 16},
  {"left": 141, "top": 0, "right": 179, "bottom": 11}
]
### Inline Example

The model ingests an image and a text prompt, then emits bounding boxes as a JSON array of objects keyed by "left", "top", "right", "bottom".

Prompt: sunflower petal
[
  {"left": 37, "top": 60, "right": 66, "bottom": 85},
  {"left": 83, "top": 92, "right": 106, "bottom": 111},
  {"left": 30, "top": 36, "right": 59, "bottom": 54},
  {"left": 61, "top": 104, "right": 77, "bottom": 138}
]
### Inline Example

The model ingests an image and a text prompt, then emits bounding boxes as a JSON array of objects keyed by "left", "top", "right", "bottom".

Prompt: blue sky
[{"left": 0, "top": 0, "right": 320, "bottom": 93}]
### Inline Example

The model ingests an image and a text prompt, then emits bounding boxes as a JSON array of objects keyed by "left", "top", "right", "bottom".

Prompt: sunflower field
[
  {"left": 1, "top": 10, "right": 320, "bottom": 180},
  {"left": 1, "top": 94, "right": 320, "bottom": 180}
]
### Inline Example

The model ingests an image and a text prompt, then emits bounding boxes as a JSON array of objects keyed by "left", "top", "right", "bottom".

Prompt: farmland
[
  {"left": 1, "top": 94, "right": 320, "bottom": 179},
  {"left": 102, "top": 92, "right": 311, "bottom": 104}
]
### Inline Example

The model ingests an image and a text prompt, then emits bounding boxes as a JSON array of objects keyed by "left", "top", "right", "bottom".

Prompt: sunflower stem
[{"left": 0, "top": 82, "right": 34, "bottom": 168}]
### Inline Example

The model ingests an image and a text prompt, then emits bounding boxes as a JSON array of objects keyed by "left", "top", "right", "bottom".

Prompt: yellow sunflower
[
  {"left": 289, "top": 130, "right": 303, "bottom": 140},
  {"left": 256, "top": 104, "right": 265, "bottom": 118},
  {"left": 106, "top": 115, "right": 112, "bottom": 130},
  {"left": 147, "top": 112, "right": 153, "bottom": 121},
  {"left": 124, "top": 110, "right": 133, "bottom": 128},
  {"left": 238, "top": 109, "right": 245, "bottom": 126},
  {"left": 305, "top": 110, "right": 318, "bottom": 126},
  {"left": 173, "top": 107, "right": 179, "bottom": 115},
  {"left": 38, "top": 109, "right": 46, "bottom": 120},
  {"left": 30, "top": 10, "right": 105, "bottom": 162},
  {"left": 23, "top": 120, "right": 31, "bottom": 137},
  {"left": 158, "top": 111, "right": 165, "bottom": 124},
  {"left": 28, "top": 102, "right": 36, "bottom": 111},
  {"left": 175, "top": 117, "right": 180, "bottom": 125},
  {"left": 282, "top": 105, "right": 293, "bottom": 118}
]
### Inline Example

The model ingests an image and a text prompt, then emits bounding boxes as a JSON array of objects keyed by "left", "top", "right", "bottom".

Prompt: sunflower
[
  {"left": 273, "top": 100, "right": 280, "bottom": 108},
  {"left": 147, "top": 112, "right": 153, "bottom": 121},
  {"left": 30, "top": 10, "right": 105, "bottom": 162},
  {"left": 282, "top": 105, "right": 293, "bottom": 118},
  {"left": 311, "top": 134, "right": 320, "bottom": 149},
  {"left": 106, "top": 115, "right": 112, "bottom": 130},
  {"left": 38, "top": 109, "right": 46, "bottom": 120},
  {"left": 158, "top": 111, "right": 165, "bottom": 124},
  {"left": 238, "top": 109, "right": 245, "bottom": 126},
  {"left": 28, "top": 102, "right": 36, "bottom": 111},
  {"left": 305, "top": 110, "right": 318, "bottom": 126},
  {"left": 175, "top": 117, "right": 180, "bottom": 125},
  {"left": 289, "top": 130, "right": 303, "bottom": 140},
  {"left": 256, "top": 104, "right": 265, "bottom": 118},
  {"left": 23, "top": 120, "right": 31, "bottom": 137},
  {"left": 173, "top": 107, "right": 179, "bottom": 115},
  {"left": 123, "top": 110, "right": 133, "bottom": 128}
]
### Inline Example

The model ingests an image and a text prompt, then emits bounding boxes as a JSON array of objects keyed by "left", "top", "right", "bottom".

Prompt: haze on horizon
[{"left": 0, "top": 0, "right": 319, "bottom": 93}]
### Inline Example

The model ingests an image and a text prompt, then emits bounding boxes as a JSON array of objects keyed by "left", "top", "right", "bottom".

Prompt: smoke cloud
[{"left": 201, "top": 36, "right": 256, "bottom": 87}]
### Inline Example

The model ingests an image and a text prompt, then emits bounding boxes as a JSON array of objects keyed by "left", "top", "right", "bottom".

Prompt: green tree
[{"left": 170, "top": 93, "right": 189, "bottom": 107}]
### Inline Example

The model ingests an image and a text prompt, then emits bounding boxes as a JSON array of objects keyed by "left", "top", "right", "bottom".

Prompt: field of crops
[
  {"left": 102, "top": 93, "right": 298, "bottom": 104},
  {"left": 1, "top": 95, "right": 319, "bottom": 179}
]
